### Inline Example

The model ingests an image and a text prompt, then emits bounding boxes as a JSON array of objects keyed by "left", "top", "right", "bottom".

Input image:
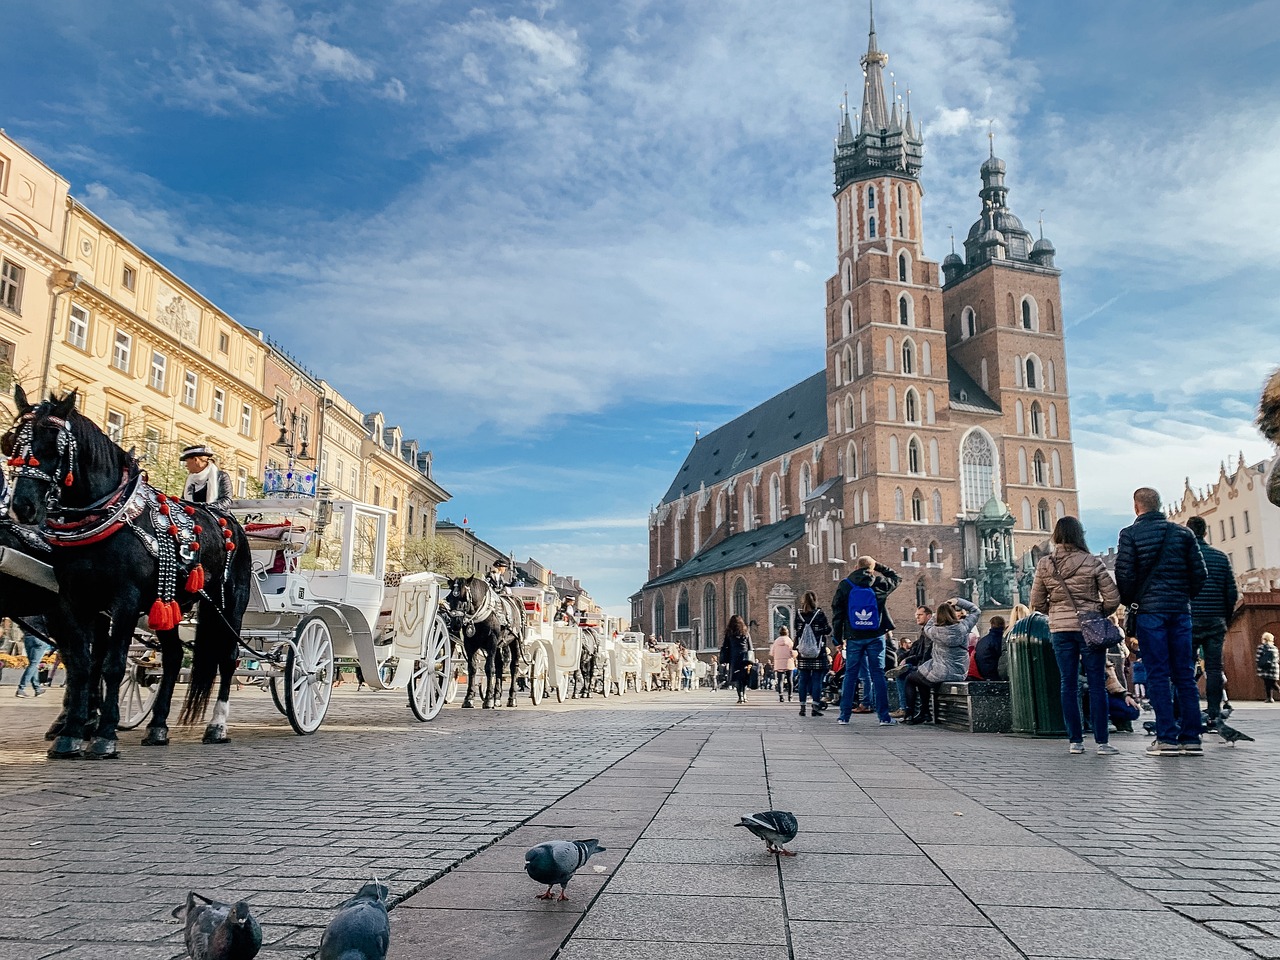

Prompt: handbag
[
  {"left": 1123, "top": 528, "right": 1172, "bottom": 638},
  {"left": 1050, "top": 555, "right": 1124, "bottom": 650}
]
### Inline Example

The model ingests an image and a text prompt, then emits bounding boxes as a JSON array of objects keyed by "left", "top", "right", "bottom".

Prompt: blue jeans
[
  {"left": 796, "top": 668, "right": 823, "bottom": 705},
  {"left": 19, "top": 634, "right": 50, "bottom": 692},
  {"left": 1050, "top": 631, "right": 1109, "bottom": 745},
  {"left": 1138, "top": 612, "right": 1201, "bottom": 744},
  {"left": 840, "top": 636, "right": 890, "bottom": 722}
]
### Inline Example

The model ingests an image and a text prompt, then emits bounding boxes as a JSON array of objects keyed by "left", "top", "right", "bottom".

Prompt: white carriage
[
  {"left": 227, "top": 496, "right": 453, "bottom": 734},
  {"left": 511, "top": 586, "right": 589, "bottom": 704},
  {"left": 612, "top": 631, "right": 644, "bottom": 693}
]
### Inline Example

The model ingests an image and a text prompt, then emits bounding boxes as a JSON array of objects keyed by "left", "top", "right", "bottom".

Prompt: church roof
[
  {"left": 947, "top": 359, "right": 1002, "bottom": 415},
  {"left": 643, "top": 515, "right": 807, "bottom": 589},
  {"left": 660, "top": 371, "right": 828, "bottom": 505}
]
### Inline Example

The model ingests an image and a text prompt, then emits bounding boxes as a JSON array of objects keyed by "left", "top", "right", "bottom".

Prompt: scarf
[{"left": 183, "top": 462, "right": 220, "bottom": 502}]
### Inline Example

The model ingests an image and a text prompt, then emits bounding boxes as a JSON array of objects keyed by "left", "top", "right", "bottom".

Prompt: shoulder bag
[
  {"left": 1124, "top": 527, "right": 1172, "bottom": 639},
  {"left": 1050, "top": 554, "right": 1124, "bottom": 650}
]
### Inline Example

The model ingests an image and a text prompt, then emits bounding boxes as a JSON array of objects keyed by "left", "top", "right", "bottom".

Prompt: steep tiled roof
[
  {"left": 643, "top": 515, "right": 807, "bottom": 589},
  {"left": 661, "top": 372, "right": 827, "bottom": 505},
  {"left": 947, "top": 358, "right": 1001, "bottom": 415}
]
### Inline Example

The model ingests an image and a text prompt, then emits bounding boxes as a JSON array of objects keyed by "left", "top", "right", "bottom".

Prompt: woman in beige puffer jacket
[{"left": 1030, "top": 516, "right": 1121, "bottom": 755}]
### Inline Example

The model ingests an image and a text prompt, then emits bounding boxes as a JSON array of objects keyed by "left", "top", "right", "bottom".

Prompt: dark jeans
[
  {"left": 903, "top": 666, "right": 937, "bottom": 718},
  {"left": 796, "top": 668, "right": 823, "bottom": 706},
  {"left": 1192, "top": 618, "right": 1226, "bottom": 719},
  {"left": 1138, "top": 612, "right": 1201, "bottom": 745},
  {"left": 1050, "top": 631, "right": 1109, "bottom": 745},
  {"left": 776, "top": 670, "right": 794, "bottom": 700}
]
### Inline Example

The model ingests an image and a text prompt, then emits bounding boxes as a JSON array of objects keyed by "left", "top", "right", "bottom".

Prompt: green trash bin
[{"left": 1007, "top": 612, "right": 1066, "bottom": 737}]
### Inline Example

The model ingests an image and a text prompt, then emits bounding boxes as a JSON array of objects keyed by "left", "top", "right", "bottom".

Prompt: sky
[{"left": 3, "top": 0, "right": 1278, "bottom": 616}]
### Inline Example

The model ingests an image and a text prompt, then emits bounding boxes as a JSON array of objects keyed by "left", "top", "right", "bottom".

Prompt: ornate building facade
[{"left": 637, "top": 15, "right": 1080, "bottom": 649}]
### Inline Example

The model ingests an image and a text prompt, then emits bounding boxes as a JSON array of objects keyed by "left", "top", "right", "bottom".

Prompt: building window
[
  {"left": 732, "top": 577, "right": 748, "bottom": 621},
  {"left": 0, "top": 259, "right": 24, "bottom": 313},
  {"left": 183, "top": 371, "right": 198, "bottom": 408},
  {"left": 902, "top": 340, "right": 915, "bottom": 374},
  {"left": 911, "top": 489, "right": 924, "bottom": 522},
  {"left": 908, "top": 438, "right": 922, "bottom": 474},
  {"left": 104, "top": 410, "right": 125, "bottom": 442},
  {"left": 0, "top": 337, "right": 14, "bottom": 373},
  {"left": 894, "top": 487, "right": 905, "bottom": 520},
  {"left": 932, "top": 489, "right": 943, "bottom": 522},
  {"left": 67, "top": 303, "right": 89, "bottom": 349},
  {"left": 112, "top": 331, "right": 132, "bottom": 372},
  {"left": 1030, "top": 401, "right": 1043, "bottom": 436},
  {"left": 1230, "top": 516, "right": 1236, "bottom": 538},
  {"left": 320, "top": 451, "right": 330, "bottom": 481},
  {"left": 869, "top": 216, "right": 876, "bottom": 238},
  {"left": 962, "top": 307, "right": 976, "bottom": 340},
  {"left": 299, "top": 411, "right": 310, "bottom": 443},
  {"left": 929, "top": 541, "right": 940, "bottom": 563},
  {"left": 898, "top": 253, "right": 908, "bottom": 282},
  {"left": 1022, "top": 299, "right": 1033, "bottom": 329},
  {"left": 1244, "top": 510, "right": 1251, "bottom": 534},
  {"left": 150, "top": 351, "right": 167, "bottom": 391},
  {"left": 899, "top": 295, "right": 911, "bottom": 326},
  {"left": 335, "top": 458, "right": 344, "bottom": 487},
  {"left": 916, "top": 579, "right": 927, "bottom": 607},
  {"left": 868, "top": 186, "right": 875, "bottom": 206},
  {"left": 1033, "top": 450, "right": 1046, "bottom": 485},
  {"left": 218, "top": 332, "right": 230, "bottom": 353},
  {"left": 1220, "top": 520, "right": 1226, "bottom": 541},
  {"left": 237, "top": 467, "right": 248, "bottom": 497},
  {"left": 350, "top": 467, "right": 357, "bottom": 493},
  {"left": 961, "top": 429, "right": 997, "bottom": 513},
  {"left": 240, "top": 403, "right": 253, "bottom": 437},
  {"left": 1247, "top": 546, "right": 1256, "bottom": 570},
  {"left": 122, "top": 265, "right": 136, "bottom": 292},
  {"left": 212, "top": 388, "right": 226, "bottom": 423},
  {"left": 1025, "top": 357, "right": 1039, "bottom": 389},
  {"left": 677, "top": 588, "right": 690, "bottom": 629},
  {"left": 800, "top": 461, "right": 812, "bottom": 498},
  {"left": 703, "top": 584, "right": 718, "bottom": 646},
  {"left": 905, "top": 390, "right": 919, "bottom": 424},
  {"left": 1037, "top": 499, "right": 1050, "bottom": 531},
  {"left": 406, "top": 503, "right": 415, "bottom": 536},
  {"left": 143, "top": 426, "right": 160, "bottom": 461},
  {"left": 653, "top": 594, "right": 666, "bottom": 640}
]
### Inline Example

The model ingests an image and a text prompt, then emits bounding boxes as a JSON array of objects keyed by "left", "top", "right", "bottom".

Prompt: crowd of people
[{"left": 711, "top": 486, "right": 1271, "bottom": 756}]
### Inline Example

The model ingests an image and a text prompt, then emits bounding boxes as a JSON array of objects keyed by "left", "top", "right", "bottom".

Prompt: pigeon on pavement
[
  {"left": 1218, "top": 723, "right": 1256, "bottom": 747},
  {"left": 524, "top": 839, "right": 606, "bottom": 900},
  {"left": 174, "top": 892, "right": 262, "bottom": 960},
  {"left": 318, "top": 882, "right": 390, "bottom": 960},
  {"left": 737, "top": 810, "right": 799, "bottom": 857},
  {"left": 1142, "top": 721, "right": 1157, "bottom": 737}
]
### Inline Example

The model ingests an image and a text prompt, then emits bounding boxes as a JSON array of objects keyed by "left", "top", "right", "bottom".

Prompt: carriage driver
[
  {"left": 486, "top": 558, "right": 512, "bottom": 596},
  {"left": 180, "top": 444, "right": 233, "bottom": 512}
]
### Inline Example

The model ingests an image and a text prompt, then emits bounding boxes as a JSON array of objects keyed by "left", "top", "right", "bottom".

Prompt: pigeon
[
  {"left": 318, "top": 882, "right": 390, "bottom": 960},
  {"left": 1142, "top": 721, "right": 1157, "bottom": 737},
  {"left": 737, "top": 810, "right": 799, "bottom": 857},
  {"left": 173, "top": 892, "right": 262, "bottom": 960},
  {"left": 1218, "top": 723, "right": 1256, "bottom": 747},
  {"left": 524, "top": 839, "right": 606, "bottom": 900}
]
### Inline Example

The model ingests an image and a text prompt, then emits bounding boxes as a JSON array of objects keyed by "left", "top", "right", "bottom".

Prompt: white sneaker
[
  {"left": 1096, "top": 743, "right": 1120, "bottom": 756},
  {"left": 1068, "top": 742, "right": 1084, "bottom": 754}
]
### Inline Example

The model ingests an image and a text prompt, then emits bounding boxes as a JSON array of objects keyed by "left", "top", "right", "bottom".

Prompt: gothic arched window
[
  {"left": 911, "top": 489, "right": 924, "bottom": 522},
  {"left": 902, "top": 339, "right": 915, "bottom": 375},
  {"left": 869, "top": 216, "right": 877, "bottom": 238},
  {"left": 899, "top": 295, "right": 912, "bottom": 326},
  {"left": 732, "top": 577, "right": 749, "bottom": 621},
  {"left": 677, "top": 588, "right": 690, "bottom": 629},
  {"left": 960, "top": 429, "right": 997, "bottom": 513},
  {"left": 904, "top": 389, "right": 919, "bottom": 424},
  {"left": 653, "top": 593, "right": 666, "bottom": 639},
  {"left": 769, "top": 474, "right": 782, "bottom": 524},
  {"left": 702, "top": 583, "right": 717, "bottom": 644},
  {"left": 898, "top": 252, "right": 908, "bottom": 282},
  {"left": 1033, "top": 450, "right": 1046, "bottom": 485},
  {"left": 963, "top": 307, "right": 977, "bottom": 339},
  {"left": 800, "top": 461, "right": 812, "bottom": 498},
  {"left": 894, "top": 487, "right": 905, "bottom": 521},
  {"left": 908, "top": 438, "right": 923, "bottom": 474},
  {"left": 1030, "top": 401, "right": 1043, "bottom": 436},
  {"left": 1037, "top": 499, "right": 1050, "bottom": 531}
]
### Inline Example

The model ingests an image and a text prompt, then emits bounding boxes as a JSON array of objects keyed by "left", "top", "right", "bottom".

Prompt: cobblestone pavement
[{"left": 3, "top": 683, "right": 1280, "bottom": 959}]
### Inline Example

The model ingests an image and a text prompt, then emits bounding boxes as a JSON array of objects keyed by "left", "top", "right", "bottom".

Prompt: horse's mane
[{"left": 48, "top": 401, "right": 131, "bottom": 477}]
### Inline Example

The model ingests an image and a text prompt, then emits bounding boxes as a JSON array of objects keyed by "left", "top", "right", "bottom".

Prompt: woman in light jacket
[
  {"left": 1030, "top": 516, "right": 1122, "bottom": 756},
  {"left": 771, "top": 627, "right": 797, "bottom": 702},
  {"left": 903, "top": 598, "right": 981, "bottom": 724}
]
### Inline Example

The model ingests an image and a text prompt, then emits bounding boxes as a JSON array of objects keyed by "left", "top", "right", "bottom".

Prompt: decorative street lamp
[{"left": 265, "top": 409, "right": 317, "bottom": 497}]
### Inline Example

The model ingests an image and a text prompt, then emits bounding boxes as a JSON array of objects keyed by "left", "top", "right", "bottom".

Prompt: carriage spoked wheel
[
  {"left": 284, "top": 616, "right": 334, "bottom": 735},
  {"left": 268, "top": 677, "right": 287, "bottom": 716},
  {"left": 529, "top": 645, "right": 548, "bottom": 706},
  {"left": 408, "top": 615, "right": 452, "bottom": 722},
  {"left": 116, "top": 663, "right": 160, "bottom": 731},
  {"left": 555, "top": 672, "right": 570, "bottom": 704},
  {"left": 444, "top": 641, "right": 464, "bottom": 705}
]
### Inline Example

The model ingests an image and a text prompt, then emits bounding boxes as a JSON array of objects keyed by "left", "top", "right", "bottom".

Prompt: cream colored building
[
  {"left": 40, "top": 199, "right": 271, "bottom": 494},
  {"left": 361, "top": 410, "right": 447, "bottom": 549},
  {"left": 0, "top": 130, "right": 70, "bottom": 400},
  {"left": 1169, "top": 453, "right": 1280, "bottom": 591}
]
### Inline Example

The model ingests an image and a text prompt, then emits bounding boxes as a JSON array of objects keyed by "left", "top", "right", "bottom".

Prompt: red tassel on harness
[
  {"left": 185, "top": 564, "right": 205, "bottom": 593},
  {"left": 64, "top": 473, "right": 74, "bottom": 487},
  {"left": 168, "top": 525, "right": 179, "bottom": 537},
  {"left": 148, "top": 599, "right": 173, "bottom": 631},
  {"left": 168, "top": 600, "right": 182, "bottom": 625},
  {"left": 184, "top": 505, "right": 196, "bottom": 515},
  {"left": 159, "top": 502, "right": 170, "bottom": 515},
  {"left": 27, "top": 457, "right": 38, "bottom": 466},
  {"left": 193, "top": 526, "right": 202, "bottom": 535},
  {"left": 225, "top": 541, "right": 235, "bottom": 552}
]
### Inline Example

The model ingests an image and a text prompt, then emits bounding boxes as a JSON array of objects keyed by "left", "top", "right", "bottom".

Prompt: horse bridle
[{"left": 6, "top": 411, "right": 78, "bottom": 507}]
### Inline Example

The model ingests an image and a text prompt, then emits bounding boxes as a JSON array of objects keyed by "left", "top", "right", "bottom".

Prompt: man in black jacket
[
  {"left": 832, "top": 556, "right": 900, "bottom": 726},
  {"left": 1186, "top": 516, "right": 1238, "bottom": 729},
  {"left": 1115, "top": 487, "right": 1207, "bottom": 756}
]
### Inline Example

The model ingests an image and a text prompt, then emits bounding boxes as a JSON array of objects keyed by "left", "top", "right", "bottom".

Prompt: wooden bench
[{"left": 933, "top": 681, "right": 1012, "bottom": 733}]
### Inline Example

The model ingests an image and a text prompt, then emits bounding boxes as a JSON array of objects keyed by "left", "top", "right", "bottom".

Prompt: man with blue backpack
[{"left": 832, "top": 556, "right": 901, "bottom": 726}]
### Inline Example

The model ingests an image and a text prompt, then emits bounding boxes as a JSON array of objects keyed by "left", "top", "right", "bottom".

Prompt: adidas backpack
[{"left": 844, "top": 578, "right": 882, "bottom": 632}]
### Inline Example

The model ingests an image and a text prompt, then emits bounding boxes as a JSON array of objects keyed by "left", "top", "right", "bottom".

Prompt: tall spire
[{"left": 860, "top": 1, "right": 890, "bottom": 133}]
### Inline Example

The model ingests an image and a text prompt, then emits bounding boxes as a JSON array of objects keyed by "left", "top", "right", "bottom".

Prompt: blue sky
[{"left": 4, "top": 1, "right": 1278, "bottom": 614}]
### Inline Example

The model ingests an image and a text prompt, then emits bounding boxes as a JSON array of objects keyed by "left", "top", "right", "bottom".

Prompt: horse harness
[{"left": 6, "top": 409, "right": 237, "bottom": 631}]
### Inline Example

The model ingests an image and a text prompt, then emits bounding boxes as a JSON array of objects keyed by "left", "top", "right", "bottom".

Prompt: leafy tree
[{"left": 394, "top": 534, "right": 465, "bottom": 576}]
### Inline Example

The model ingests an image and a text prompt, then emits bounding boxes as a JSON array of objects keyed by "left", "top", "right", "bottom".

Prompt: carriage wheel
[
  {"left": 116, "top": 664, "right": 159, "bottom": 731},
  {"left": 284, "top": 616, "right": 334, "bottom": 735},
  {"left": 269, "top": 677, "right": 287, "bottom": 716},
  {"left": 555, "top": 674, "right": 569, "bottom": 703},
  {"left": 599, "top": 655, "right": 611, "bottom": 698},
  {"left": 444, "top": 641, "right": 464, "bottom": 704},
  {"left": 408, "top": 616, "right": 452, "bottom": 722},
  {"left": 529, "top": 645, "right": 548, "bottom": 706}
]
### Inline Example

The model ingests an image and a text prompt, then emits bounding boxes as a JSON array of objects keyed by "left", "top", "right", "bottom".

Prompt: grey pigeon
[
  {"left": 1142, "top": 721, "right": 1157, "bottom": 737},
  {"left": 1219, "top": 723, "right": 1256, "bottom": 747},
  {"left": 524, "top": 839, "right": 605, "bottom": 900},
  {"left": 737, "top": 810, "right": 799, "bottom": 857},
  {"left": 318, "top": 882, "right": 390, "bottom": 960},
  {"left": 174, "top": 892, "right": 262, "bottom": 960}
]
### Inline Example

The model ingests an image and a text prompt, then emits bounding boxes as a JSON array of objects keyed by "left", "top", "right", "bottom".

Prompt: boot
[
  {"left": 906, "top": 708, "right": 932, "bottom": 725},
  {"left": 798, "top": 704, "right": 806, "bottom": 716}
]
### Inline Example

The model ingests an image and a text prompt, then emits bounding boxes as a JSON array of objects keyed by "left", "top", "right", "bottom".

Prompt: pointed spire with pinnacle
[{"left": 834, "top": 1, "right": 924, "bottom": 192}]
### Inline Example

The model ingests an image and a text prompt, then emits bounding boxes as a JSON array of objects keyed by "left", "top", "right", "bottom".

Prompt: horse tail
[{"left": 179, "top": 523, "right": 250, "bottom": 724}]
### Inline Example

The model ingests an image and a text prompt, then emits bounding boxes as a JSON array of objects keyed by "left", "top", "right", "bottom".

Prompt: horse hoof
[
  {"left": 140, "top": 727, "right": 170, "bottom": 747},
  {"left": 507, "top": 700, "right": 517, "bottom": 708},
  {"left": 44, "top": 723, "right": 64, "bottom": 742},
  {"left": 461, "top": 700, "right": 475, "bottom": 709},
  {"left": 47, "top": 736, "right": 85, "bottom": 760},
  {"left": 202, "top": 726, "right": 230, "bottom": 745},
  {"left": 482, "top": 702, "right": 493, "bottom": 709},
  {"left": 85, "top": 738, "right": 120, "bottom": 760}
]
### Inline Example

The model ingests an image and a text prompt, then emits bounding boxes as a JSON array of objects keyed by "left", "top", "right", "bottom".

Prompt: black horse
[
  {"left": 8, "top": 387, "right": 252, "bottom": 759},
  {"left": 443, "top": 576, "right": 524, "bottom": 708},
  {"left": 573, "top": 628, "right": 600, "bottom": 698}
]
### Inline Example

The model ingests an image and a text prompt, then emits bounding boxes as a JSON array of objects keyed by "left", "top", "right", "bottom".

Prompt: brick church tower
[{"left": 822, "top": 12, "right": 962, "bottom": 613}]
